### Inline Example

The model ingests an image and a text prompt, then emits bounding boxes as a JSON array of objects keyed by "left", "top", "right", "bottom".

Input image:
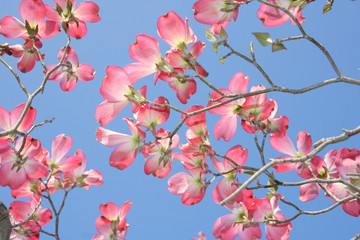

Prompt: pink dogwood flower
[
  {"left": 252, "top": 195, "right": 292, "bottom": 240},
  {"left": 92, "top": 201, "right": 132, "bottom": 240},
  {"left": 45, "top": 0, "right": 101, "bottom": 39},
  {"left": 208, "top": 72, "right": 249, "bottom": 141},
  {"left": 9, "top": 198, "right": 52, "bottom": 240},
  {"left": 241, "top": 84, "right": 275, "bottom": 124},
  {"left": 45, "top": 134, "right": 82, "bottom": 173},
  {"left": 47, "top": 47, "right": 95, "bottom": 91},
  {"left": 96, "top": 118, "right": 146, "bottom": 170},
  {"left": 326, "top": 148, "right": 360, "bottom": 217},
  {"left": 0, "top": 137, "right": 47, "bottom": 190},
  {"left": 9, "top": 197, "right": 52, "bottom": 227},
  {"left": 168, "top": 167, "right": 207, "bottom": 205},
  {"left": 10, "top": 39, "right": 44, "bottom": 73},
  {"left": 165, "top": 41, "right": 208, "bottom": 77},
  {"left": 212, "top": 176, "right": 262, "bottom": 240},
  {"left": 142, "top": 128, "right": 179, "bottom": 178},
  {"left": 0, "top": 0, "right": 60, "bottom": 40},
  {"left": 134, "top": 97, "right": 170, "bottom": 133},
  {"left": 158, "top": 69, "right": 197, "bottom": 104},
  {"left": 64, "top": 149, "right": 104, "bottom": 189},
  {"left": 241, "top": 99, "right": 288, "bottom": 137},
  {"left": 257, "top": 0, "right": 306, "bottom": 27},
  {"left": 270, "top": 130, "right": 312, "bottom": 172}
]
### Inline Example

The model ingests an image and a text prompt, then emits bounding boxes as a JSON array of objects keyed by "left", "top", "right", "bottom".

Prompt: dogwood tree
[{"left": 0, "top": 0, "right": 359, "bottom": 239}]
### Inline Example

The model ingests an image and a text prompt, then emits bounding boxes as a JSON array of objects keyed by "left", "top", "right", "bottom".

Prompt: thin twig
[{"left": 220, "top": 125, "right": 360, "bottom": 206}]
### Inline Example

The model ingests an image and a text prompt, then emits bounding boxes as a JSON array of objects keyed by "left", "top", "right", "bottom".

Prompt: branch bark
[{"left": 0, "top": 201, "right": 11, "bottom": 240}]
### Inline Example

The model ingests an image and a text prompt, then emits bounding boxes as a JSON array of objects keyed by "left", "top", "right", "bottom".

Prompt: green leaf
[
  {"left": 219, "top": 27, "right": 228, "bottom": 41},
  {"left": 219, "top": 58, "right": 225, "bottom": 64},
  {"left": 205, "top": 28, "right": 218, "bottom": 42},
  {"left": 212, "top": 42, "right": 220, "bottom": 53},
  {"left": 252, "top": 32, "right": 273, "bottom": 47},
  {"left": 244, "top": 171, "right": 255, "bottom": 176},
  {"left": 267, "top": 178, "right": 278, "bottom": 192},
  {"left": 323, "top": 4, "right": 332, "bottom": 14},
  {"left": 266, "top": 192, "right": 275, "bottom": 200},
  {"left": 272, "top": 41, "right": 287, "bottom": 52}
]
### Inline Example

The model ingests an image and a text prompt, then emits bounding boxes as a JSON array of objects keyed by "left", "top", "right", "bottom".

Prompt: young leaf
[
  {"left": 252, "top": 32, "right": 273, "bottom": 47},
  {"left": 323, "top": 4, "right": 332, "bottom": 14},
  {"left": 267, "top": 178, "right": 278, "bottom": 192},
  {"left": 205, "top": 28, "right": 218, "bottom": 42},
  {"left": 272, "top": 42, "right": 287, "bottom": 52},
  {"left": 212, "top": 42, "right": 220, "bottom": 53},
  {"left": 249, "top": 41, "right": 254, "bottom": 57},
  {"left": 219, "top": 27, "right": 228, "bottom": 41}
]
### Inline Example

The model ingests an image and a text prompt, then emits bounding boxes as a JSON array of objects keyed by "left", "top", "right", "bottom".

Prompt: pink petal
[
  {"left": 95, "top": 101, "right": 128, "bottom": 126},
  {"left": 296, "top": 131, "right": 312, "bottom": 155},
  {"left": 128, "top": 34, "right": 162, "bottom": 64},
  {"left": 342, "top": 200, "right": 360, "bottom": 217},
  {"left": 299, "top": 182, "right": 320, "bottom": 202},
  {"left": 144, "top": 155, "right": 171, "bottom": 178},
  {"left": 19, "top": 0, "right": 46, "bottom": 26},
  {"left": 224, "top": 145, "right": 248, "bottom": 172},
  {"left": 0, "top": 106, "right": 10, "bottom": 130},
  {"left": 51, "top": 134, "right": 73, "bottom": 163},
  {"left": 95, "top": 216, "right": 112, "bottom": 236},
  {"left": 58, "top": 155, "right": 82, "bottom": 172},
  {"left": 193, "top": 0, "right": 232, "bottom": 25},
  {"left": 214, "top": 114, "right": 238, "bottom": 141},
  {"left": 60, "top": 75, "right": 77, "bottom": 91},
  {"left": 100, "top": 202, "right": 119, "bottom": 221},
  {"left": 57, "top": 47, "right": 79, "bottom": 65},
  {"left": 37, "top": 20, "right": 61, "bottom": 39},
  {"left": 96, "top": 127, "right": 130, "bottom": 147},
  {"left": 181, "top": 181, "right": 206, "bottom": 205},
  {"left": 9, "top": 200, "right": 32, "bottom": 222},
  {"left": 68, "top": 19, "right": 87, "bottom": 39},
  {"left": 168, "top": 172, "right": 191, "bottom": 195},
  {"left": 0, "top": 160, "right": 26, "bottom": 190},
  {"left": 269, "top": 134, "right": 297, "bottom": 156},
  {"left": 100, "top": 66, "right": 131, "bottom": 102},
  {"left": 189, "top": 41, "right": 205, "bottom": 59},
  {"left": 228, "top": 72, "right": 249, "bottom": 95},
  {"left": 119, "top": 201, "right": 132, "bottom": 220},
  {"left": 109, "top": 143, "right": 137, "bottom": 170},
  {"left": 73, "top": 1, "right": 101, "bottom": 22},
  {"left": 11, "top": 103, "right": 36, "bottom": 132},
  {"left": 77, "top": 64, "right": 95, "bottom": 81},
  {"left": 17, "top": 51, "right": 36, "bottom": 73},
  {"left": 213, "top": 213, "right": 238, "bottom": 239},
  {"left": 272, "top": 156, "right": 295, "bottom": 173},
  {"left": 0, "top": 16, "right": 25, "bottom": 38},
  {"left": 123, "top": 62, "right": 157, "bottom": 84},
  {"left": 45, "top": 4, "right": 62, "bottom": 22},
  {"left": 265, "top": 214, "right": 292, "bottom": 240},
  {"left": 257, "top": 0, "right": 291, "bottom": 27},
  {"left": 23, "top": 158, "right": 47, "bottom": 179}
]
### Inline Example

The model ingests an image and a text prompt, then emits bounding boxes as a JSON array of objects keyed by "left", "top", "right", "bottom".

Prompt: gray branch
[{"left": 0, "top": 201, "right": 11, "bottom": 240}]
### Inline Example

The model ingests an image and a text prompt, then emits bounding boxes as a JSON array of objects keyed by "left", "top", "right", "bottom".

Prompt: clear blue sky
[{"left": 1, "top": 0, "right": 360, "bottom": 239}]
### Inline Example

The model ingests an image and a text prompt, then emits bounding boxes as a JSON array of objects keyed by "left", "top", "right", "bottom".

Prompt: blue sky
[{"left": 1, "top": 0, "right": 360, "bottom": 239}]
